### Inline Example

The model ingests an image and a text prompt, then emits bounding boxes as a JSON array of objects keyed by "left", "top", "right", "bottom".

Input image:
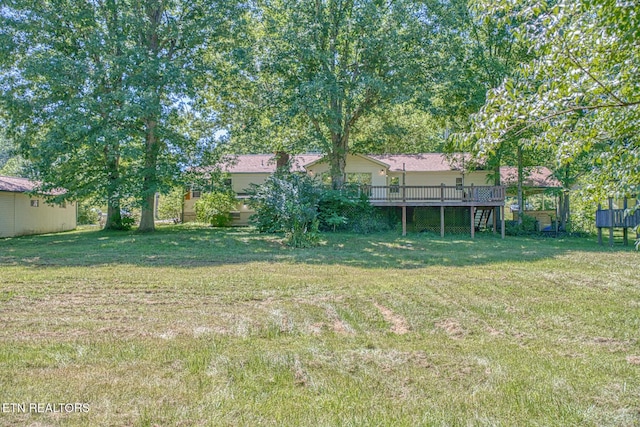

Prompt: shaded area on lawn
[{"left": 0, "top": 224, "right": 622, "bottom": 270}]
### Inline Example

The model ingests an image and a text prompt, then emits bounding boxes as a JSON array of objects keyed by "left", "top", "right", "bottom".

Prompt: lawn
[{"left": 0, "top": 225, "right": 639, "bottom": 426}]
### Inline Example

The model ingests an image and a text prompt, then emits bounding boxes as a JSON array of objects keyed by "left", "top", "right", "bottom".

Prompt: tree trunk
[
  {"left": 329, "top": 132, "right": 348, "bottom": 189},
  {"left": 275, "top": 151, "right": 290, "bottom": 171},
  {"left": 103, "top": 142, "right": 123, "bottom": 230},
  {"left": 104, "top": 200, "right": 122, "bottom": 230},
  {"left": 138, "top": 118, "right": 159, "bottom": 232}
]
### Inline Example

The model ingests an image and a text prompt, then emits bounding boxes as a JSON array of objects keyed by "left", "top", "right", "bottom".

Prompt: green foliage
[
  {"left": 318, "top": 190, "right": 390, "bottom": 234},
  {"left": 248, "top": 172, "right": 321, "bottom": 247},
  {"left": 238, "top": 0, "right": 450, "bottom": 187},
  {"left": 158, "top": 188, "right": 186, "bottom": 224},
  {"left": 76, "top": 202, "right": 100, "bottom": 226},
  {"left": 195, "top": 192, "right": 237, "bottom": 227},
  {"left": 468, "top": 0, "right": 640, "bottom": 199},
  {"left": 505, "top": 214, "right": 538, "bottom": 236},
  {"left": 0, "top": 0, "right": 240, "bottom": 232}
]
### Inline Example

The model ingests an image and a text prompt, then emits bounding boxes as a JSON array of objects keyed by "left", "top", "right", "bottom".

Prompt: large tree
[
  {"left": 0, "top": 0, "right": 238, "bottom": 231},
  {"left": 245, "top": 0, "right": 447, "bottom": 188},
  {"left": 468, "top": 0, "right": 640, "bottom": 198}
]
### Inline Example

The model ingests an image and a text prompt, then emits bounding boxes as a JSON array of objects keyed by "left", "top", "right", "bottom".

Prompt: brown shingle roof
[
  {"left": 221, "top": 154, "right": 323, "bottom": 173},
  {"left": 0, "top": 175, "right": 38, "bottom": 193},
  {"left": 0, "top": 175, "right": 67, "bottom": 195},
  {"left": 369, "top": 153, "right": 474, "bottom": 172}
]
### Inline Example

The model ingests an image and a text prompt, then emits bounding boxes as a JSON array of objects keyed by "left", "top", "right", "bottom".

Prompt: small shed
[{"left": 0, "top": 176, "right": 76, "bottom": 238}]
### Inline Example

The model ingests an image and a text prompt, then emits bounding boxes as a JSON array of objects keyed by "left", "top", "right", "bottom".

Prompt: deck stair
[{"left": 474, "top": 208, "right": 493, "bottom": 231}]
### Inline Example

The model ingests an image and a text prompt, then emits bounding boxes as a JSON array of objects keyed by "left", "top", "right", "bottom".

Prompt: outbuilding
[{"left": 0, "top": 175, "right": 76, "bottom": 238}]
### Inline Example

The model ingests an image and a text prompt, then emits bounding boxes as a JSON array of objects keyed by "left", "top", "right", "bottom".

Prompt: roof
[
  {"left": 0, "top": 175, "right": 38, "bottom": 193},
  {"left": 221, "top": 153, "right": 475, "bottom": 173},
  {"left": 0, "top": 175, "right": 67, "bottom": 195},
  {"left": 499, "top": 166, "right": 561, "bottom": 188},
  {"left": 221, "top": 154, "right": 322, "bottom": 173},
  {"left": 369, "top": 153, "right": 473, "bottom": 172},
  {"left": 219, "top": 154, "right": 560, "bottom": 188}
]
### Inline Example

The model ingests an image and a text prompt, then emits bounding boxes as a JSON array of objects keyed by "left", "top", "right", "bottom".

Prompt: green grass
[{"left": 0, "top": 225, "right": 639, "bottom": 426}]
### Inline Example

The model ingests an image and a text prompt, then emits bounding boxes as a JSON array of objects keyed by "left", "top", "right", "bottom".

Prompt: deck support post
[
  {"left": 501, "top": 205, "right": 505, "bottom": 239},
  {"left": 623, "top": 197, "right": 629, "bottom": 246},
  {"left": 402, "top": 205, "right": 407, "bottom": 236},
  {"left": 609, "top": 197, "right": 614, "bottom": 247},
  {"left": 440, "top": 205, "right": 445, "bottom": 238},
  {"left": 597, "top": 203, "right": 603, "bottom": 245},
  {"left": 470, "top": 206, "right": 475, "bottom": 239},
  {"left": 493, "top": 207, "right": 497, "bottom": 234}
]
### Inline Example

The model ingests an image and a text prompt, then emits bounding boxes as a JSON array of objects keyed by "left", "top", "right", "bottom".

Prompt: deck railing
[
  {"left": 595, "top": 209, "right": 640, "bottom": 228},
  {"left": 362, "top": 185, "right": 505, "bottom": 203}
]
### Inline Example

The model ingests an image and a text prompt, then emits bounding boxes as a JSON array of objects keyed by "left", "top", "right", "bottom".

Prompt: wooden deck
[
  {"left": 364, "top": 185, "right": 505, "bottom": 207},
  {"left": 354, "top": 185, "right": 506, "bottom": 238}
]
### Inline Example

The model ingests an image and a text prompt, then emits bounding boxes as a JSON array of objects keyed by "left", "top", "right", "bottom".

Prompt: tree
[
  {"left": 468, "top": 0, "right": 640, "bottom": 199},
  {"left": 246, "top": 0, "right": 446, "bottom": 188},
  {"left": 351, "top": 104, "right": 445, "bottom": 154},
  {"left": 0, "top": 0, "right": 239, "bottom": 231},
  {"left": 0, "top": 124, "right": 26, "bottom": 177}
]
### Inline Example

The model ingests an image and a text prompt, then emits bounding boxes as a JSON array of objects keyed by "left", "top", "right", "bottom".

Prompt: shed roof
[
  {"left": 0, "top": 175, "right": 38, "bottom": 193},
  {"left": 0, "top": 175, "right": 67, "bottom": 195}
]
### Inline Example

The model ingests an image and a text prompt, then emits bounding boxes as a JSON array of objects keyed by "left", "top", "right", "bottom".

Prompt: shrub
[
  {"left": 157, "top": 187, "right": 185, "bottom": 224},
  {"left": 77, "top": 202, "right": 100, "bottom": 225},
  {"left": 318, "top": 190, "right": 389, "bottom": 233},
  {"left": 195, "top": 191, "right": 237, "bottom": 227},
  {"left": 248, "top": 172, "right": 321, "bottom": 247},
  {"left": 505, "top": 214, "right": 539, "bottom": 236}
]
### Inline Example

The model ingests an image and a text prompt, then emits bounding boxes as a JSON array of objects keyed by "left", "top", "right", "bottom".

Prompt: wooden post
[
  {"left": 597, "top": 203, "right": 603, "bottom": 245},
  {"left": 493, "top": 207, "right": 497, "bottom": 234},
  {"left": 440, "top": 205, "right": 445, "bottom": 238},
  {"left": 623, "top": 197, "right": 628, "bottom": 246},
  {"left": 402, "top": 205, "right": 407, "bottom": 237},
  {"left": 609, "top": 197, "right": 614, "bottom": 247},
  {"left": 501, "top": 205, "right": 505, "bottom": 239},
  {"left": 470, "top": 206, "right": 475, "bottom": 239}
]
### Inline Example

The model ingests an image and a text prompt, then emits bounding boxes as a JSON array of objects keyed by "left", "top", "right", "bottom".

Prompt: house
[
  {"left": 0, "top": 176, "right": 76, "bottom": 238},
  {"left": 184, "top": 153, "right": 518, "bottom": 237}
]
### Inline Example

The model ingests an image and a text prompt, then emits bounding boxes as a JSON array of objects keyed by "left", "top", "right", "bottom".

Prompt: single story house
[
  {"left": 183, "top": 153, "right": 558, "bottom": 236},
  {"left": 0, "top": 175, "right": 76, "bottom": 238}
]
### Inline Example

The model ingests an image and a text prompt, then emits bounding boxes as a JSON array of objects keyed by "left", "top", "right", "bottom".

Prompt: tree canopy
[
  {"left": 0, "top": 0, "right": 239, "bottom": 230},
  {"left": 468, "top": 0, "right": 640, "bottom": 198},
  {"left": 231, "top": 0, "right": 455, "bottom": 187}
]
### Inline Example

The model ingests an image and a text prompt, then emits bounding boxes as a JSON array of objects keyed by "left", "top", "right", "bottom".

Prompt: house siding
[
  {"left": 307, "top": 154, "right": 388, "bottom": 187},
  {"left": 0, "top": 191, "right": 76, "bottom": 238},
  {"left": 0, "top": 193, "right": 16, "bottom": 238}
]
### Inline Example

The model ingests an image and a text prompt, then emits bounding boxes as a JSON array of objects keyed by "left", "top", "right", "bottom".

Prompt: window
[
  {"left": 230, "top": 212, "right": 241, "bottom": 219},
  {"left": 456, "top": 177, "right": 463, "bottom": 190},
  {"left": 191, "top": 190, "right": 201, "bottom": 198},
  {"left": 30, "top": 199, "right": 39, "bottom": 207}
]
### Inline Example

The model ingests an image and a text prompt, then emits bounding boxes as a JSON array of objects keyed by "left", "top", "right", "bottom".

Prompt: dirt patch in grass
[
  {"left": 373, "top": 302, "right": 410, "bottom": 335},
  {"left": 626, "top": 355, "right": 640, "bottom": 365},
  {"left": 435, "top": 318, "right": 465, "bottom": 339}
]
